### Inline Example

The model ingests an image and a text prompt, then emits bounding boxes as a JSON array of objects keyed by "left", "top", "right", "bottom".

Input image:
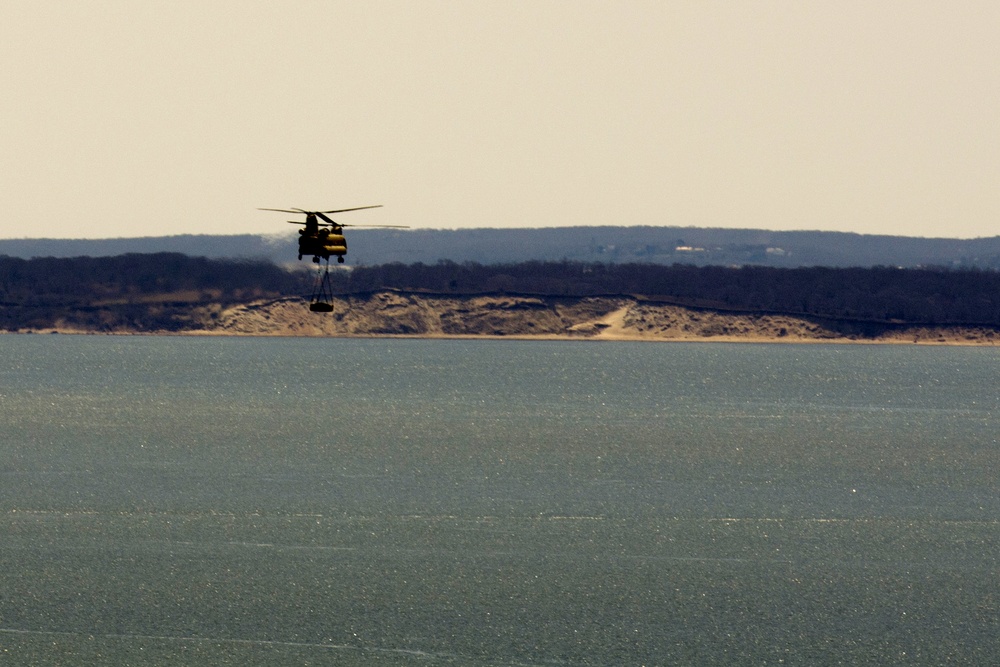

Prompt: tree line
[
  {"left": 337, "top": 261, "right": 1000, "bottom": 325},
  {"left": 2, "top": 254, "right": 1000, "bottom": 329},
  {"left": 0, "top": 253, "right": 304, "bottom": 304}
]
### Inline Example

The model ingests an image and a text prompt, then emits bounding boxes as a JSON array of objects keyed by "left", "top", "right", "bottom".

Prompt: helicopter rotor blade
[
  {"left": 265, "top": 206, "right": 397, "bottom": 227},
  {"left": 261, "top": 206, "right": 381, "bottom": 214},
  {"left": 318, "top": 205, "right": 383, "bottom": 214},
  {"left": 340, "top": 223, "right": 410, "bottom": 229}
]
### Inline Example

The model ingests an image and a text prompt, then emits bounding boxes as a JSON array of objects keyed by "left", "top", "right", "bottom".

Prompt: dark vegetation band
[{"left": 3, "top": 253, "right": 1000, "bottom": 328}]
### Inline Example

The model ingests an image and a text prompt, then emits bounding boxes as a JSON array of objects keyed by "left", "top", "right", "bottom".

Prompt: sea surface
[{"left": 0, "top": 336, "right": 998, "bottom": 665}]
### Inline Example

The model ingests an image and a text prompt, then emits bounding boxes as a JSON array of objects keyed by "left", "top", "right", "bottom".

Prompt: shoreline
[
  {"left": 10, "top": 331, "right": 997, "bottom": 346},
  {"left": 5, "top": 291, "right": 998, "bottom": 346}
]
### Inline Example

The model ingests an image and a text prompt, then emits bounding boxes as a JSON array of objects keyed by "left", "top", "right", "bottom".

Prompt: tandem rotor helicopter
[{"left": 259, "top": 205, "right": 407, "bottom": 311}]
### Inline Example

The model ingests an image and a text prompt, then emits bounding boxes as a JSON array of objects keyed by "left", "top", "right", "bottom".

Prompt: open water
[{"left": 0, "top": 336, "right": 998, "bottom": 665}]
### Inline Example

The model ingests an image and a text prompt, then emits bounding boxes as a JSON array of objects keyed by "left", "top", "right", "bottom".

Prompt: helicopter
[
  {"left": 259, "top": 206, "right": 407, "bottom": 312},
  {"left": 258, "top": 205, "right": 406, "bottom": 264}
]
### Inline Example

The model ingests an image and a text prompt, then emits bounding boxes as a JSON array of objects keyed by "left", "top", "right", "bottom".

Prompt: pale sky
[{"left": 2, "top": 1, "right": 999, "bottom": 239}]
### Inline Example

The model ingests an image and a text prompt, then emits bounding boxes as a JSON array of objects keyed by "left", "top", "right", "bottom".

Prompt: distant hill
[
  {"left": 3, "top": 227, "right": 1000, "bottom": 269},
  {"left": 0, "top": 235, "right": 282, "bottom": 262}
]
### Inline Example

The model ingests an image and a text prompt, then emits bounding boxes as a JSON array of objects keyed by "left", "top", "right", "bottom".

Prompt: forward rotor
[
  {"left": 259, "top": 205, "right": 407, "bottom": 228},
  {"left": 258, "top": 205, "right": 384, "bottom": 215}
]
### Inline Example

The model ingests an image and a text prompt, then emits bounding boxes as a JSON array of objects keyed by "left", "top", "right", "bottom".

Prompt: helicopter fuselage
[
  {"left": 298, "top": 226, "right": 347, "bottom": 263},
  {"left": 260, "top": 206, "right": 395, "bottom": 266}
]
